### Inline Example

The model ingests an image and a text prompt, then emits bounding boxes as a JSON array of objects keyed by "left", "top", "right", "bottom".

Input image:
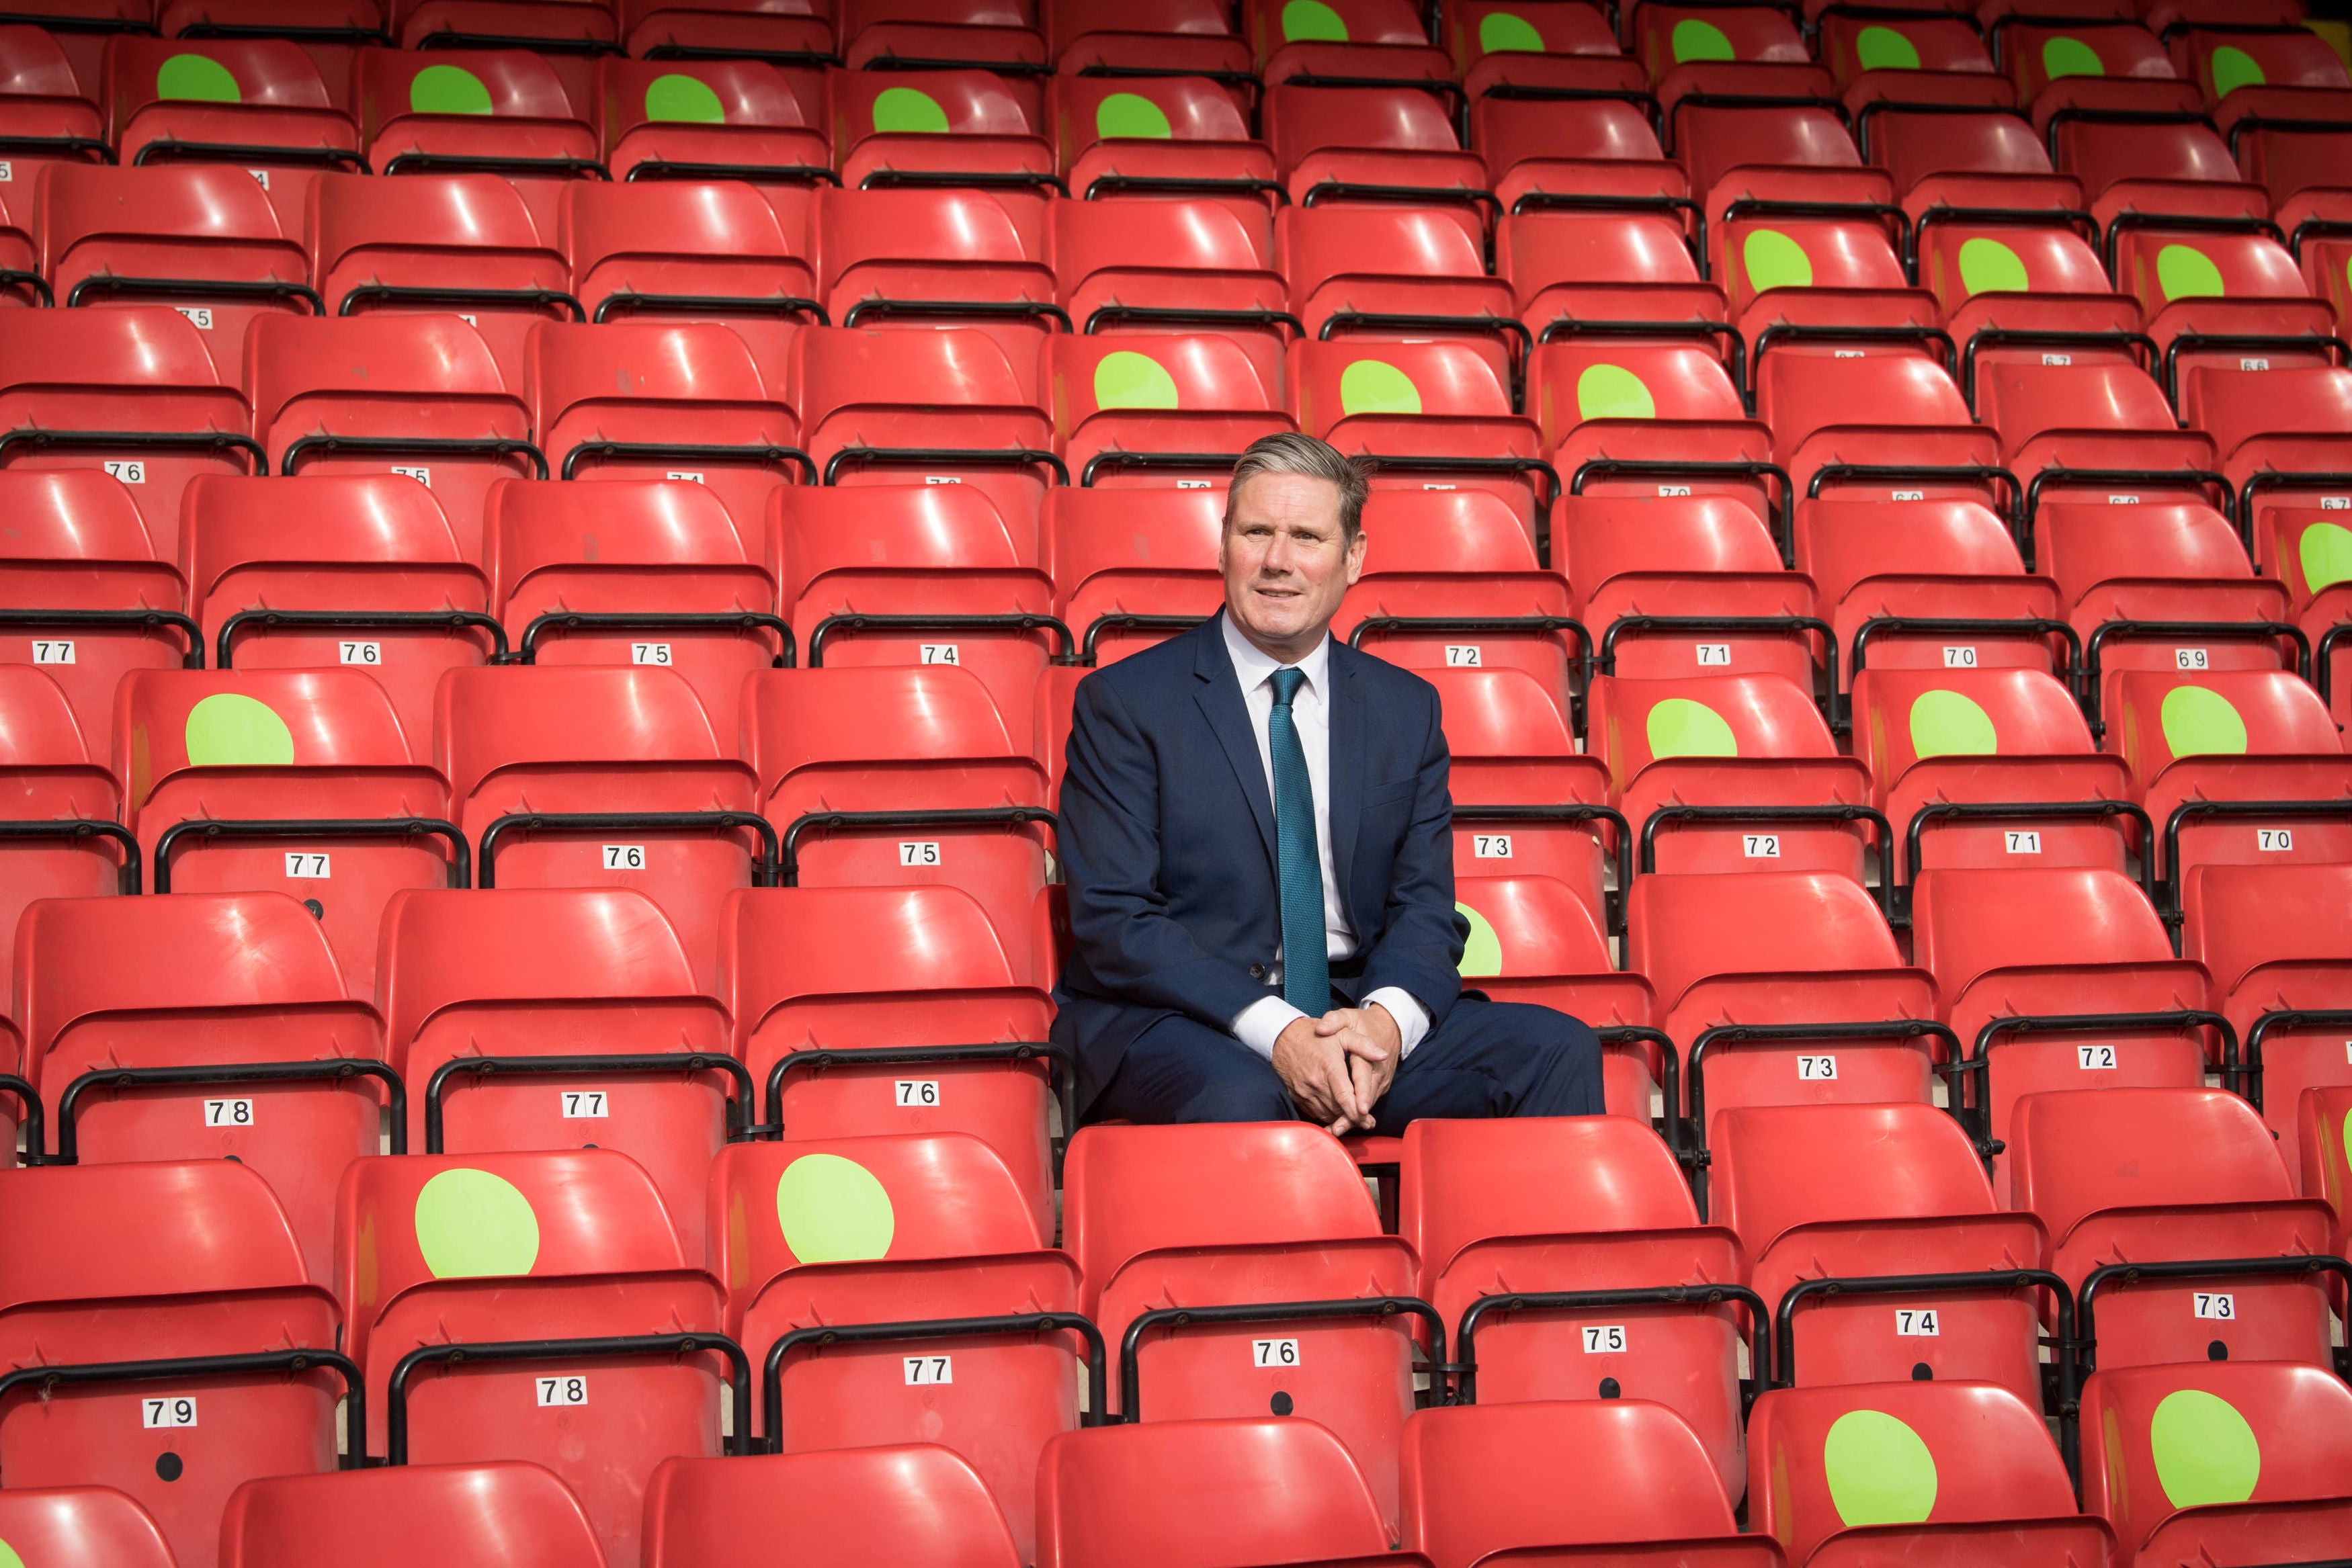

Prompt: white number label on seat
[
  {"left": 665, "top": 470, "right": 704, "bottom": 483},
  {"left": 2193, "top": 1292, "right": 2235, "bottom": 1321},
  {"left": 630, "top": 643, "right": 673, "bottom": 666},
  {"left": 1695, "top": 643, "right": 1731, "bottom": 666},
  {"left": 1656, "top": 484, "right": 1692, "bottom": 497},
  {"left": 1892, "top": 489, "right": 1925, "bottom": 501},
  {"left": 2259, "top": 828, "right": 2294, "bottom": 852},
  {"left": 390, "top": 466, "right": 431, "bottom": 487},
  {"left": 0, "top": 162, "right": 11, "bottom": 181},
  {"left": 923, "top": 475, "right": 961, "bottom": 484},
  {"left": 30, "top": 640, "right": 72, "bottom": 664},
  {"left": 456, "top": 314, "right": 477, "bottom": 327},
  {"left": 284, "top": 853, "right": 329, "bottom": 878},
  {"left": 1444, "top": 644, "right": 1482, "bottom": 666},
  {"left": 2176, "top": 648, "right": 2209, "bottom": 670},
  {"left": 1797, "top": 1055, "right": 1838, "bottom": 1080},
  {"left": 2240, "top": 357, "right": 2271, "bottom": 372},
  {"left": 919, "top": 644, "right": 960, "bottom": 665},
  {"left": 2078, "top": 1045, "right": 2117, "bottom": 1070},
  {"left": 2005, "top": 831, "right": 2042, "bottom": 855},
  {"left": 103, "top": 460, "right": 144, "bottom": 484},
  {"left": 2042, "top": 353, "right": 2071, "bottom": 366},
  {"left": 1942, "top": 646, "right": 1978, "bottom": 668},
  {"left": 2109, "top": 494, "right": 2140, "bottom": 505},
  {"left": 1581, "top": 1325, "right": 1627, "bottom": 1353},
  {"left": 896, "top": 1080, "right": 939, "bottom": 1107},
  {"left": 1894, "top": 1309, "right": 1940, "bottom": 1337},
  {"left": 904, "top": 1356, "right": 953, "bottom": 1385},
  {"left": 175, "top": 306, "right": 213, "bottom": 329},
  {"left": 898, "top": 841, "right": 941, "bottom": 867},
  {"left": 143, "top": 1397, "right": 197, "bottom": 1428},
  {"left": 603, "top": 844, "right": 646, "bottom": 871},
  {"left": 562, "top": 1091, "right": 607, "bottom": 1119},
  {"left": 537, "top": 1377, "right": 587, "bottom": 1406},
  {"left": 247, "top": 168, "right": 269, "bottom": 188},
  {"left": 1420, "top": 483, "right": 1457, "bottom": 492},
  {"left": 1472, "top": 834, "right": 1513, "bottom": 859},
  {"left": 1742, "top": 834, "right": 1781, "bottom": 859},
  {"left": 339, "top": 640, "right": 380, "bottom": 665},
  {"left": 204, "top": 1098, "right": 253, "bottom": 1127},
  {"left": 2325, "top": 497, "right": 2351, "bottom": 511},
  {"left": 1176, "top": 479, "right": 1210, "bottom": 490},
  {"left": 1253, "top": 1339, "right": 1300, "bottom": 1368}
]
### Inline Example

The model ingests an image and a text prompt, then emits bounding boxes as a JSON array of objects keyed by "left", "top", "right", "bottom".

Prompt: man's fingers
[
  {"left": 1335, "top": 1030, "right": 1390, "bottom": 1063},
  {"left": 1312, "top": 1012, "right": 1349, "bottom": 1036}
]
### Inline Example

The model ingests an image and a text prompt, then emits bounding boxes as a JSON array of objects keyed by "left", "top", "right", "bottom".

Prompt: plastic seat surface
[
  {"left": 220, "top": 1462, "right": 607, "bottom": 1568},
  {"left": 642, "top": 1445, "right": 1020, "bottom": 1568},
  {"left": 0, "top": 1486, "right": 179, "bottom": 1568}
]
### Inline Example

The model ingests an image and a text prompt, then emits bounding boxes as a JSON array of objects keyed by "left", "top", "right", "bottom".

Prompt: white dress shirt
[{"left": 1222, "top": 615, "right": 1433, "bottom": 1061}]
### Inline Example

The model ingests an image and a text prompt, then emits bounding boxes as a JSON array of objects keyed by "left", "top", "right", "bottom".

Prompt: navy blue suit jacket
[{"left": 1052, "top": 611, "right": 1468, "bottom": 1114}]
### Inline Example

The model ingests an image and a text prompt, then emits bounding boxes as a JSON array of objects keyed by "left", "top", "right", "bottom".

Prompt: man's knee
[
  {"left": 1180, "top": 1065, "right": 1296, "bottom": 1124},
  {"left": 1493, "top": 1002, "right": 1605, "bottom": 1116}
]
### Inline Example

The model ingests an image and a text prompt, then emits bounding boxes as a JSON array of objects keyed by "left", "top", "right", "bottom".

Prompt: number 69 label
[
  {"left": 144, "top": 1397, "right": 197, "bottom": 1428},
  {"left": 1581, "top": 1325, "right": 1626, "bottom": 1353},
  {"left": 1252, "top": 1339, "right": 1300, "bottom": 1368}
]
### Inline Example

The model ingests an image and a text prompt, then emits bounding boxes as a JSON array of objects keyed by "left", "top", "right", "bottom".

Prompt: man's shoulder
[
  {"left": 1077, "top": 619, "right": 1209, "bottom": 705},
  {"left": 1335, "top": 639, "right": 1441, "bottom": 713}
]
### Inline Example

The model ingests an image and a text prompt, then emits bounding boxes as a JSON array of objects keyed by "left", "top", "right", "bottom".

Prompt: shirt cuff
[
  {"left": 1231, "top": 995, "right": 1309, "bottom": 1061},
  {"left": 1365, "top": 987, "right": 1432, "bottom": 1057}
]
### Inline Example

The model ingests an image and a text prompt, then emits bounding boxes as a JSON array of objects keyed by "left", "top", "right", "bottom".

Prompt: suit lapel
[
  {"left": 1327, "top": 639, "right": 1364, "bottom": 918},
  {"left": 1193, "top": 614, "right": 1277, "bottom": 865}
]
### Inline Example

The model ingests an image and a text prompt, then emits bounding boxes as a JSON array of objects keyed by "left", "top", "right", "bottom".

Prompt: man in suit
[{"left": 1052, "top": 432, "right": 1605, "bottom": 1129}]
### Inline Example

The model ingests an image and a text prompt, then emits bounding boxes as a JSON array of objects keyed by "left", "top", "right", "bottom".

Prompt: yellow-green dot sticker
[
  {"left": 1855, "top": 26, "right": 1920, "bottom": 71},
  {"left": 2157, "top": 244, "right": 2226, "bottom": 301},
  {"left": 1478, "top": 11, "right": 1544, "bottom": 53},
  {"left": 184, "top": 692, "right": 294, "bottom": 767},
  {"left": 1823, "top": 1409, "right": 1939, "bottom": 1526},
  {"left": 1958, "top": 236, "right": 2029, "bottom": 296},
  {"left": 1096, "top": 91, "right": 1172, "bottom": 139},
  {"left": 2299, "top": 520, "right": 2352, "bottom": 591},
  {"left": 1744, "top": 228, "right": 1813, "bottom": 292},
  {"left": 874, "top": 86, "right": 950, "bottom": 134},
  {"left": 1339, "top": 359, "right": 1421, "bottom": 417},
  {"left": 2210, "top": 45, "right": 2266, "bottom": 99},
  {"left": 1282, "top": 0, "right": 1349, "bottom": 40},
  {"left": 414, "top": 1168, "right": 541, "bottom": 1278},
  {"left": 1457, "top": 901, "right": 1503, "bottom": 977},
  {"left": 2043, "top": 36, "right": 2105, "bottom": 79},
  {"left": 2160, "top": 685, "right": 2249, "bottom": 756},
  {"left": 776, "top": 1153, "right": 895, "bottom": 1262},
  {"left": 157, "top": 52, "right": 241, "bottom": 103},
  {"left": 1093, "top": 350, "right": 1179, "bottom": 410},
  {"left": 645, "top": 73, "right": 724, "bottom": 124},
  {"left": 411, "top": 63, "right": 493, "bottom": 115},
  {"left": 0, "top": 1539, "right": 22, "bottom": 1568},
  {"left": 1908, "top": 689, "right": 1997, "bottom": 758},
  {"left": 1672, "top": 17, "right": 1734, "bottom": 61},
  {"left": 1646, "top": 697, "right": 1738, "bottom": 759},
  {"left": 2150, "top": 1389, "right": 2261, "bottom": 1508},
  {"left": 1577, "top": 363, "right": 1656, "bottom": 421}
]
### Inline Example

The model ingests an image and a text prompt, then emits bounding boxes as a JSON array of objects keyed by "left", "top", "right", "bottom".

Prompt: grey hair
[{"left": 1223, "top": 431, "right": 1373, "bottom": 540}]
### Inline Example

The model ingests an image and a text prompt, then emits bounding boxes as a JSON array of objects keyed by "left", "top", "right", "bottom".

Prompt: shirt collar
[{"left": 1222, "top": 611, "right": 1330, "bottom": 697}]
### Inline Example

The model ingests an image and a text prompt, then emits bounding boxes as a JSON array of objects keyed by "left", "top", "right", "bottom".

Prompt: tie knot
[{"left": 1269, "top": 666, "right": 1307, "bottom": 708}]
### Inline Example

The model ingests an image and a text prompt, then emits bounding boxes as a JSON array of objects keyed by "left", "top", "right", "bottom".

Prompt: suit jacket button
[{"left": 1249, "top": 963, "right": 1266, "bottom": 979}]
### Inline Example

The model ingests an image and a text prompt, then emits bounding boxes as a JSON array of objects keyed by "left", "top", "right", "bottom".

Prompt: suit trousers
[{"left": 1085, "top": 992, "right": 1606, "bottom": 1129}]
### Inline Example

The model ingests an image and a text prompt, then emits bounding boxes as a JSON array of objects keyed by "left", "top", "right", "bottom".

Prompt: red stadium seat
[
  {"left": 1794, "top": 496, "right": 2064, "bottom": 684},
  {"left": 1402, "top": 1400, "right": 1779, "bottom": 1568},
  {"left": 355, "top": 49, "right": 601, "bottom": 236},
  {"left": 720, "top": 887, "right": 1059, "bottom": 1236},
  {"left": 2110, "top": 224, "right": 2333, "bottom": 402},
  {"left": 1045, "top": 332, "right": 1294, "bottom": 489},
  {"left": 1442, "top": 0, "right": 1617, "bottom": 79},
  {"left": 1064, "top": 1122, "right": 1428, "bottom": 1531},
  {"left": 837, "top": 0, "right": 1047, "bottom": 75},
  {"left": 816, "top": 187, "right": 1059, "bottom": 363},
  {"left": 0, "top": 1160, "right": 348, "bottom": 1568},
  {"left": 644, "top": 1446, "right": 1023, "bottom": 1568},
  {"left": 185, "top": 472, "right": 497, "bottom": 748},
  {"left": 393, "top": 0, "right": 618, "bottom": 55},
  {"left": 2301, "top": 1082, "right": 2352, "bottom": 1243},
  {"left": 1746, "top": 1381, "right": 2110, "bottom": 1568},
  {"left": 597, "top": 57, "right": 829, "bottom": 187},
  {"left": 486, "top": 478, "right": 784, "bottom": 733},
  {"left": 222, "top": 1463, "right": 609, "bottom": 1568},
  {"left": 1046, "top": 486, "right": 1222, "bottom": 667},
  {"left": 1974, "top": 353, "right": 2211, "bottom": 490},
  {"left": 16, "top": 890, "right": 386, "bottom": 1281},
  {"left": 245, "top": 314, "right": 542, "bottom": 564},
  {"left": 333, "top": 1147, "right": 734, "bottom": 1568},
  {"left": 1049, "top": 0, "right": 1249, "bottom": 77},
  {"left": 2186, "top": 366, "right": 2352, "bottom": 550},
  {"left": 1637, "top": 5, "right": 1808, "bottom": 81},
  {"left": 1751, "top": 309, "right": 1997, "bottom": 510},
  {"left": 101, "top": 38, "right": 362, "bottom": 228},
  {"left": 1400, "top": 1116, "right": 1749, "bottom": 1500},
  {"left": 1472, "top": 56, "right": 1673, "bottom": 216},
  {"left": 0, "top": 24, "right": 106, "bottom": 198},
  {"left": 618, "top": 0, "right": 835, "bottom": 64},
  {"left": 558, "top": 181, "right": 819, "bottom": 329},
  {"left": 1263, "top": 77, "right": 1486, "bottom": 215},
  {"left": 1048, "top": 73, "right": 1271, "bottom": 215},
  {"left": 0, "top": 1486, "right": 179, "bottom": 1568},
  {"left": 831, "top": 69, "right": 1055, "bottom": 194},
  {"left": 1451, "top": 874, "right": 1662, "bottom": 1114},
  {"left": 1050, "top": 197, "right": 1291, "bottom": 374},
  {"left": 1279, "top": 206, "right": 1520, "bottom": 363},
  {"left": 2266, "top": 498, "right": 2352, "bottom": 725},
  {"left": 739, "top": 664, "right": 1056, "bottom": 986},
  {"left": 38, "top": 163, "right": 316, "bottom": 347},
  {"left": 116, "top": 668, "right": 456, "bottom": 994}
]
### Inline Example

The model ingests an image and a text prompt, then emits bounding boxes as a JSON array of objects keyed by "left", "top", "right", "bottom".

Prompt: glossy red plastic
[
  {"left": 1047, "top": 487, "right": 1224, "bottom": 667},
  {"left": 221, "top": 1463, "right": 607, "bottom": 1568},
  {"left": 0, "top": 1486, "right": 178, "bottom": 1568},
  {"left": 1281, "top": 206, "right": 1516, "bottom": 355},
  {"left": 355, "top": 49, "right": 597, "bottom": 235},
  {"left": 833, "top": 68, "right": 1053, "bottom": 190},
  {"left": 644, "top": 1445, "right": 1021, "bottom": 1568},
  {"left": 1424, "top": 666, "right": 1614, "bottom": 926},
  {"left": 560, "top": 181, "right": 816, "bottom": 329},
  {"left": 1045, "top": 332, "right": 1292, "bottom": 488},
  {"left": 597, "top": 56, "right": 825, "bottom": 186},
  {"left": 101, "top": 36, "right": 356, "bottom": 226},
  {"left": 1452, "top": 875, "right": 1660, "bottom": 1110}
]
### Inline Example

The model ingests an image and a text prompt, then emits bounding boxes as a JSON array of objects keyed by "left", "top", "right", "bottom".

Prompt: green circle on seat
[
  {"left": 1457, "top": 901, "right": 1503, "bottom": 977},
  {"left": 2160, "top": 684, "right": 2249, "bottom": 756},
  {"left": 2210, "top": 44, "right": 2266, "bottom": 99},
  {"left": 1096, "top": 91, "right": 1173, "bottom": 139},
  {"left": 874, "top": 86, "right": 950, "bottom": 133},
  {"left": 776, "top": 1153, "right": 895, "bottom": 1262},
  {"left": 1577, "top": 363, "right": 1656, "bottom": 421},
  {"left": 2156, "top": 244, "right": 2226, "bottom": 301},
  {"left": 1339, "top": 359, "right": 1422, "bottom": 417},
  {"left": 1744, "top": 228, "right": 1813, "bottom": 293},
  {"left": 2042, "top": 36, "right": 2105, "bottom": 79},
  {"left": 1824, "top": 1409, "right": 1938, "bottom": 1525},
  {"left": 1672, "top": 17, "right": 1735, "bottom": 62},
  {"left": 413, "top": 1168, "right": 540, "bottom": 1278},
  {"left": 0, "top": 1540, "right": 22, "bottom": 1568},
  {"left": 157, "top": 52, "right": 241, "bottom": 103},
  {"left": 1282, "top": 0, "right": 1349, "bottom": 40},
  {"left": 411, "top": 62, "right": 493, "bottom": 115},
  {"left": 645, "top": 73, "right": 725, "bottom": 123},
  {"left": 2150, "top": 1389, "right": 2261, "bottom": 1508},
  {"left": 1094, "top": 349, "right": 1181, "bottom": 410},
  {"left": 1855, "top": 25, "right": 1920, "bottom": 71},
  {"left": 1478, "top": 11, "right": 1544, "bottom": 53},
  {"left": 184, "top": 692, "right": 294, "bottom": 767},
  {"left": 2298, "top": 520, "right": 2352, "bottom": 591},
  {"left": 1908, "top": 689, "right": 1998, "bottom": 758},
  {"left": 1958, "top": 236, "right": 2030, "bottom": 296},
  {"left": 1646, "top": 697, "right": 1738, "bottom": 758}
]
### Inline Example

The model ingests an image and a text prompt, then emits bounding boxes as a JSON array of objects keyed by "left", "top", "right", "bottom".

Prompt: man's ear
[{"left": 1343, "top": 527, "right": 1368, "bottom": 585}]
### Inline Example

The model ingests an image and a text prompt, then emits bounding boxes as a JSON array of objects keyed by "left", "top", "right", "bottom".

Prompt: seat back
[
  {"left": 38, "top": 162, "right": 310, "bottom": 345},
  {"left": 643, "top": 1446, "right": 1021, "bottom": 1568},
  {"left": 220, "top": 1463, "right": 609, "bottom": 1568},
  {"left": 0, "top": 1486, "right": 179, "bottom": 1568}
]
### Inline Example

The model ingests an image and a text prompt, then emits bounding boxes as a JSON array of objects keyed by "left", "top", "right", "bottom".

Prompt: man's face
[{"left": 1220, "top": 470, "right": 1368, "bottom": 657}]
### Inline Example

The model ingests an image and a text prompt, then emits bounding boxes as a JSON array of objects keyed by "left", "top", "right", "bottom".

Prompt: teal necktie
[{"left": 1268, "top": 666, "right": 1331, "bottom": 1016}]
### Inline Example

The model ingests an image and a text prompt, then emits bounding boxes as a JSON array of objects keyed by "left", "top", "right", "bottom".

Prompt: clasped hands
[{"left": 1271, "top": 1003, "right": 1401, "bottom": 1136}]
